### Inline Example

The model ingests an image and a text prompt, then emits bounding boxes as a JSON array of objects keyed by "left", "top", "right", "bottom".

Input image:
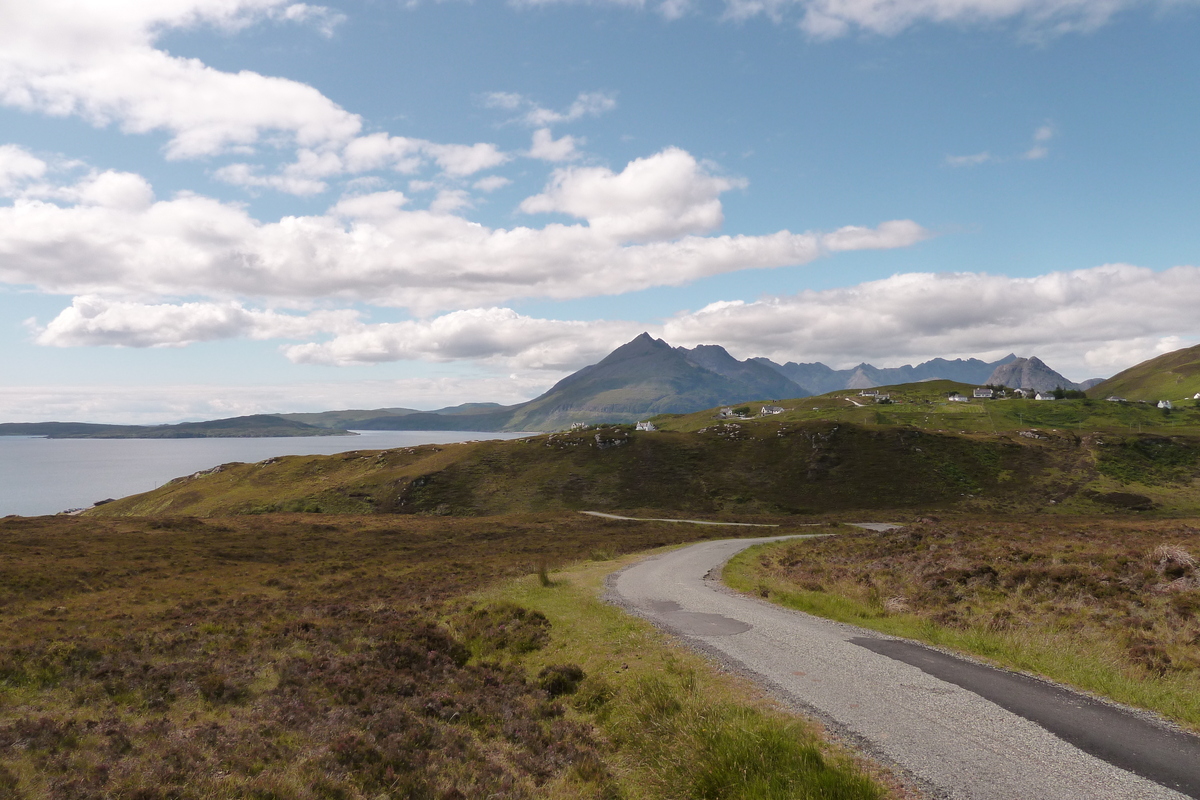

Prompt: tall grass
[{"left": 725, "top": 520, "right": 1200, "bottom": 730}]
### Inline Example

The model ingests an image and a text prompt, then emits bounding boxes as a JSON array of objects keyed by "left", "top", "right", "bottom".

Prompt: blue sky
[{"left": 1, "top": 0, "right": 1199, "bottom": 422}]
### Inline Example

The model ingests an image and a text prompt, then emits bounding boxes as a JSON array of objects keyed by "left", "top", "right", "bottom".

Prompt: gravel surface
[{"left": 607, "top": 536, "right": 1196, "bottom": 800}]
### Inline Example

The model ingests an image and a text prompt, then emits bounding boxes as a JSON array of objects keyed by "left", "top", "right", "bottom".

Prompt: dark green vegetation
[
  {"left": 727, "top": 518, "right": 1200, "bottom": 729},
  {"left": 0, "top": 415, "right": 351, "bottom": 439},
  {"left": 0, "top": 513, "right": 886, "bottom": 799},
  {"left": 1089, "top": 343, "right": 1200, "bottom": 403}
]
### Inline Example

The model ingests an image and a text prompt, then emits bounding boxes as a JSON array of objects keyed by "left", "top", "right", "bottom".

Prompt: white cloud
[
  {"left": 519, "top": 147, "right": 744, "bottom": 241},
  {"left": 474, "top": 175, "right": 512, "bottom": 192},
  {"left": 720, "top": 0, "right": 1162, "bottom": 39},
  {"left": 1022, "top": 123, "right": 1055, "bottom": 160},
  {"left": 485, "top": 90, "right": 617, "bottom": 128},
  {"left": 528, "top": 128, "right": 581, "bottom": 162},
  {"left": 660, "top": 263, "right": 1200, "bottom": 379},
  {"left": 0, "top": 1, "right": 364, "bottom": 160},
  {"left": 33, "top": 296, "right": 359, "bottom": 348},
  {"left": 0, "top": 145, "right": 47, "bottom": 194},
  {"left": 285, "top": 307, "right": 640, "bottom": 370},
  {"left": 0, "top": 153, "right": 927, "bottom": 313},
  {"left": 31, "top": 264, "right": 1200, "bottom": 385}
]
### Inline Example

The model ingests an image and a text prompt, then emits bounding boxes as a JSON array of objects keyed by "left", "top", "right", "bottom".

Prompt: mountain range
[
  {"left": 2, "top": 334, "right": 1120, "bottom": 437},
  {"left": 282, "top": 334, "right": 1091, "bottom": 432}
]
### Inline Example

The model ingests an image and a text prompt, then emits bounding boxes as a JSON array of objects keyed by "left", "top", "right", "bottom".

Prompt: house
[
  {"left": 635, "top": 421, "right": 657, "bottom": 431},
  {"left": 716, "top": 407, "right": 734, "bottom": 419},
  {"left": 1035, "top": 392, "right": 1055, "bottom": 401},
  {"left": 760, "top": 405, "right": 785, "bottom": 416},
  {"left": 948, "top": 393, "right": 969, "bottom": 402},
  {"left": 973, "top": 388, "right": 994, "bottom": 399},
  {"left": 859, "top": 390, "right": 879, "bottom": 398},
  {"left": 1158, "top": 400, "right": 1173, "bottom": 410},
  {"left": 570, "top": 422, "right": 588, "bottom": 430},
  {"left": 875, "top": 394, "right": 891, "bottom": 403},
  {"left": 1106, "top": 396, "right": 1126, "bottom": 403},
  {"left": 1013, "top": 388, "right": 1035, "bottom": 398},
  {"left": 1194, "top": 393, "right": 1200, "bottom": 400}
]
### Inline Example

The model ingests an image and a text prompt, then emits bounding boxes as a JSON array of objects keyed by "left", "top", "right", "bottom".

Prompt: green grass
[
  {"left": 478, "top": 556, "right": 892, "bottom": 800},
  {"left": 724, "top": 519, "right": 1200, "bottom": 731}
]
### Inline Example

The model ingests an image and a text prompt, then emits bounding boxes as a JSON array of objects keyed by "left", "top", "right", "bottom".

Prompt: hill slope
[{"left": 1087, "top": 344, "right": 1200, "bottom": 402}]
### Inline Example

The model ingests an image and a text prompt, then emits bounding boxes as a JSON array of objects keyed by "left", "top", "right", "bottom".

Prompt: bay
[{"left": 0, "top": 431, "right": 530, "bottom": 517}]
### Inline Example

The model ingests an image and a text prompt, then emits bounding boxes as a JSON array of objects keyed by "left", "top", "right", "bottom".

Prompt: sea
[{"left": 0, "top": 430, "right": 530, "bottom": 517}]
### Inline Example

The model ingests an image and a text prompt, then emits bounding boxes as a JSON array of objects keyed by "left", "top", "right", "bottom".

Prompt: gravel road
[{"left": 608, "top": 535, "right": 1200, "bottom": 800}]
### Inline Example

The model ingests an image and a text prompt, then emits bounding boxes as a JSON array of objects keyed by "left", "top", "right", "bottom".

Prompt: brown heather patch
[
  {"left": 0, "top": 512, "right": 810, "bottom": 799},
  {"left": 730, "top": 518, "right": 1200, "bottom": 727}
]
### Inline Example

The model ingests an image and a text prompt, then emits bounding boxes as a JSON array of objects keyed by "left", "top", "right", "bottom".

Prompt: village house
[
  {"left": 1035, "top": 392, "right": 1056, "bottom": 401},
  {"left": 859, "top": 390, "right": 879, "bottom": 398},
  {"left": 973, "top": 388, "right": 994, "bottom": 399},
  {"left": 760, "top": 405, "right": 785, "bottom": 416},
  {"left": 948, "top": 393, "right": 969, "bottom": 402},
  {"left": 635, "top": 421, "right": 657, "bottom": 431},
  {"left": 1158, "top": 400, "right": 1173, "bottom": 410}
]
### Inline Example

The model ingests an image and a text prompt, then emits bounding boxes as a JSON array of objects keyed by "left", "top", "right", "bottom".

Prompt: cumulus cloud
[
  {"left": 30, "top": 264, "right": 1200, "bottom": 383},
  {"left": 0, "top": 2, "right": 505, "bottom": 196},
  {"left": 519, "top": 147, "right": 744, "bottom": 241},
  {"left": 528, "top": 129, "right": 581, "bottom": 162},
  {"left": 720, "top": 0, "right": 1165, "bottom": 38},
  {"left": 33, "top": 296, "right": 359, "bottom": 348},
  {"left": 0, "top": 154, "right": 927, "bottom": 313},
  {"left": 0, "top": 0, "right": 364, "bottom": 160},
  {"left": 660, "top": 263, "right": 1200, "bottom": 378}
]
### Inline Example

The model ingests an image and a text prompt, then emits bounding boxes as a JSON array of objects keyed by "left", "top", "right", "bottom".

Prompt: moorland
[{"left": 6, "top": 346, "right": 1200, "bottom": 799}]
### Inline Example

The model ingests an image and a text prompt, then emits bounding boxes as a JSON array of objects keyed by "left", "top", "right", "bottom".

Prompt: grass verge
[
  {"left": 724, "top": 519, "right": 1200, "bottom": 731},
  {"left": 469, "top": 554, "right": 894, "bottom": 800}
]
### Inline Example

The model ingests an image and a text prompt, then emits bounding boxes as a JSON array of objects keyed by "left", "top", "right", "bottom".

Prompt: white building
[
  {"left": 760, "top": 405, "right": 785, "bottom": 415},
  {"left": 973, "top": 388, "right": 994, "bottom": 399},
  {"left": 1158, "top": 400, "right": 1173, "bottom": 410},
  {"left": 635, "top": 421, "right": 657, "bottom": 431},
  {"left": 948, "top": 394, "right": 969, "bottom": 402}
]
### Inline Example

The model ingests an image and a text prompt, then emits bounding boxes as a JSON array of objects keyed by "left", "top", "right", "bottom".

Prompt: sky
[{"left": 2, "top": 0, "right": 1199, "bottom": 423}]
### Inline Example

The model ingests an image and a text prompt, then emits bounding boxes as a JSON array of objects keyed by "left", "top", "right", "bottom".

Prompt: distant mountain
[
  {"left": 0, "top": 415, "right": 352, "bottom": 439},
  {"left": 325, "top": 334, "right": 808, "bottom": 432},
  {"left": 985, "top": 357, "right": 1080, "bottom": 392},
  {"left": 1086, "top": 343, "right": 1200, "bottom": 401},
  {"left": 752, "top": 354, "right": 1018, "bottom": 395}
]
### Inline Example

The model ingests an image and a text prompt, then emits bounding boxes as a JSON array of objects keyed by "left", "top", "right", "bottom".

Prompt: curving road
[{"left": 608, "top": 536, "right": 1200, "bottom": 800}]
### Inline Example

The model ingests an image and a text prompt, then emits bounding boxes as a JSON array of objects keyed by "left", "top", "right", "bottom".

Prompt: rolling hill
[{"left": 1087, "top": 343, "right": 1200, "bottom": 402}]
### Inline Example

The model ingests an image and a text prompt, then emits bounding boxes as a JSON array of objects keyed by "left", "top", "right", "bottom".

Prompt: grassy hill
[
  {"left": 87, "top": 398, "right": 1200, "bottom": 518},
  {"left": 1088, "top": 343, "right": 1200, "bottom": 402}
]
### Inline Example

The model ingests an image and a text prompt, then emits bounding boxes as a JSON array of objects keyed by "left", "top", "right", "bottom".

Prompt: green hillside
[
  {"left": 1088, "top": 343, "right": 1200, "bottom": 402},
  {"left": 87, "top": 406, "right": 1200, "bottom": 518}
]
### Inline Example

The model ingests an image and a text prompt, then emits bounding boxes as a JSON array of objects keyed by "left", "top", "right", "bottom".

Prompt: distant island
[{"left": 0, "top": 414, "right": 355, "bottom": 439}]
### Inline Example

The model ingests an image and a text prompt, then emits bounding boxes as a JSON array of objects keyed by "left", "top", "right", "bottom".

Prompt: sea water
[{"left": 0, "top": 431, "right": 530, "bottom": 517}]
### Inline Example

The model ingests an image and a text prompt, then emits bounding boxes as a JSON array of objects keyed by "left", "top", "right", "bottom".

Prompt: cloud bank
[{"left": 30, "top": 264, "right": 1200, "bottom": 381}]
